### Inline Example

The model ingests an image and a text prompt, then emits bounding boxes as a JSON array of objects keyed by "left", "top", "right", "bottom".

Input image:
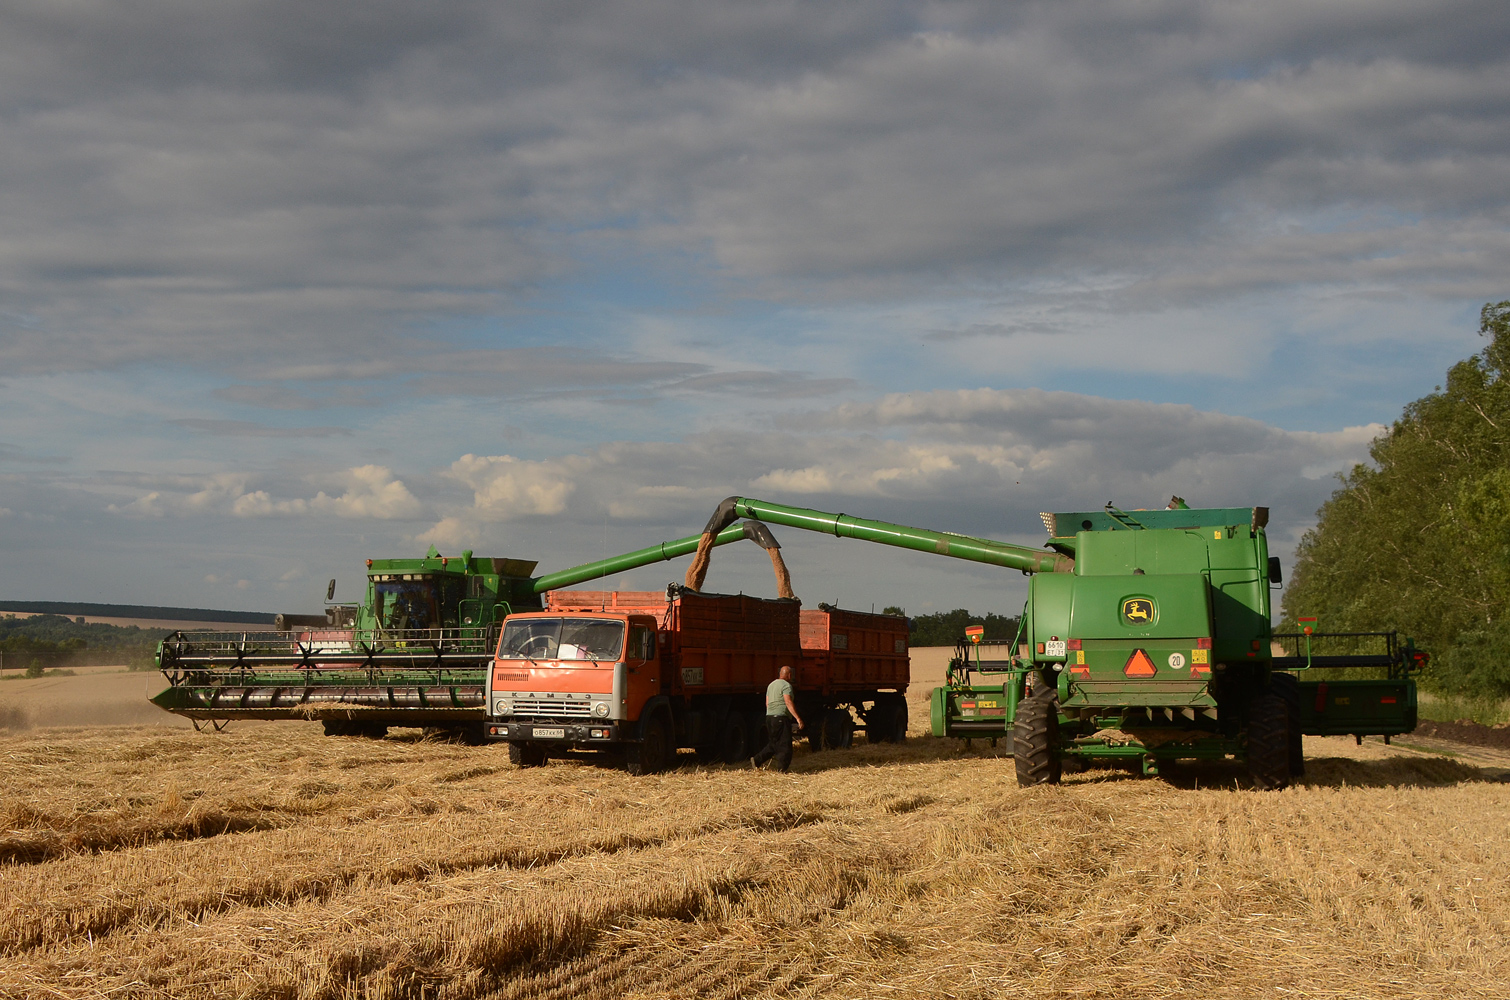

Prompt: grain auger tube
[{"left": 151, "top": 521, "right": 768, "bottom": 738}]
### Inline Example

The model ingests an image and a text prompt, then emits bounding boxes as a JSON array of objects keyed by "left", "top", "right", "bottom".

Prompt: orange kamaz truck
[{"left": 484, "top": 586, "right": 909, "bottom": 773}]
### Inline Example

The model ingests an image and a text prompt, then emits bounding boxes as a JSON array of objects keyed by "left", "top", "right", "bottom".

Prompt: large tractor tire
[
  {"left": 508, "top": 742, "right": 547, "bottom": 768},
  {"left": 1013, "top": 691, "right": 1061, "bottom": 786},
  {"left": 1246, "top": 693, "right": 1291, "bottom": 790},
  {"left": 1269, "top": 673, "right": 1305, "bottom": 777},
  {"left": 626, "top": 714, "right": 672, "bottom": 775},
  {"left": 868, "top": 697, "right": 909, "bottom": 744},
  {"left": 820, "top": 708, "right": 855, "bottom": 750}
]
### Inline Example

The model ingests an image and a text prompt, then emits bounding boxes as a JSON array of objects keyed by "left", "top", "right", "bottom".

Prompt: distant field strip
[{"left": 3, "top": 725, "right": 1509, "bottom": 998}]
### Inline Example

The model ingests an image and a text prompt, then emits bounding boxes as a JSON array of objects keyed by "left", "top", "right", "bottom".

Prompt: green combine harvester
[
  {"left": 697, "top": 496, "right": 1427, "bottom": 788},
  {"left": 151, "top": 521, "right": 783, "bottom": 739}
]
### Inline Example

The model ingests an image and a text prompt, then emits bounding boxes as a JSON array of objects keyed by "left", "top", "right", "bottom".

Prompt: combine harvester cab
[
  {"left": 151, "top": 522, "right": 768, "bottom": 738},
  {"left": 694, "top": 495, "right": 1425, "bottom": 789},
  {"left": 486, "top": 589, "right": 910, "bottom": 772}
]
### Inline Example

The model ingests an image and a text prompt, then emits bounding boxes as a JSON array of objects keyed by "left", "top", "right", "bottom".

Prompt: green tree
[
  {"left": 1283, "top": 300, "right": 1510, "bottom": 692},
  {"left": 908, "top": 609, "right": 1021, "bottom": 647}
]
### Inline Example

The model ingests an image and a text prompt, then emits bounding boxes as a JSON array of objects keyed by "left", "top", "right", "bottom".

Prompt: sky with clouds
[{"left": 2, "top": 0, "right": 1506, "bottom": 617}]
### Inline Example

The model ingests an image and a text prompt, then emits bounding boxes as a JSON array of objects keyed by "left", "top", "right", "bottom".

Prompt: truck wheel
[
  {"left": 720, "top": 713, "right": 750, "bottom": 765},
  {"left": 821, "top": 708, "right": 855, "bottom": 750},
  {"left": 1013, "top": 691, "right": 1061, "bottom": 786},
  {"left": 869, "top": 698, "right": 907, "bottom": 744},
  {"left": 1269, "top": 673, "right": 1305, "bottom": 777},
  {"left": 508, "top": 741, "right": 547, "bottom": 768},
  {"left": 1246, "top": 693, "right": 1290, "bottom": 790},
  {"left": 626, "top": 714, "right": 671, "bottom": 775}
]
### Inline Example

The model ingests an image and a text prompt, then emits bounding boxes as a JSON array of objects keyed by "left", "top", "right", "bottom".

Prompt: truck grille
[{"left": 512, "top": 697, "right": 592, "bottom": 718}]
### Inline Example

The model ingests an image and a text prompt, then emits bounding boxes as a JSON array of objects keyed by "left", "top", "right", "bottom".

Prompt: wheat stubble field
[{"left": 4, "top": 669, "right": 1510, "bottom": 999}]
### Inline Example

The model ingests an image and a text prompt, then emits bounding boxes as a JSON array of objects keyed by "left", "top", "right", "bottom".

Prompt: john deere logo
[{"left": 1122, "top": 598, "right": 1155, "bottom": 624}]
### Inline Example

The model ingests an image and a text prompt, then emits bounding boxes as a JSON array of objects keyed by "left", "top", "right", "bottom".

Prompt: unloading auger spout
[{"left": 690, "top": 496, "right": 1075, "bottom": 577}]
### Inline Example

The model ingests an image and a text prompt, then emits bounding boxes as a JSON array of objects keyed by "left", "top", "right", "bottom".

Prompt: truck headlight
[
  {"left": 495, "top": 699, "right": 512, "bottom": 715},
  {"left": 592, "top": 701, "right": 610, "bottom": 718}
]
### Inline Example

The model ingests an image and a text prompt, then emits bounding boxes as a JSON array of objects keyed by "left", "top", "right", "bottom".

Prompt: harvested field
[{"left": 4, "top": 699, "right": 1510, "bottom": 999}]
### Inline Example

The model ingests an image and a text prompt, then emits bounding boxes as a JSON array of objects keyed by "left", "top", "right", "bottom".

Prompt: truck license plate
[
  {"left": 533, "top": 727, "right": 565, "bottom": 739},
  {"left": 1044, "top": 640, "right": 1067, "bottom": 657}
]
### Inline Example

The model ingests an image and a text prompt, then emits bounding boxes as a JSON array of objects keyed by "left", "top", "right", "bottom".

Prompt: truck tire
[
  {"left": 821, "top": 708, "right": 855, "bottom": 750},
  {"left": 1246, "top": 693, "right": 1290, "bottom": 790},
  {"left": 1013, "top": 691, "right": 1061, "bottom": 786},
  {"left": 1269, "top": 673, "right": 1305, "bottom": 777},
  {"left": 626, "top": 714, "right": 671, "bottom": 775},
  {"left": 868, "top": 697, "right": 908, "bottom": 744},
  {"left": 508, "top": 741, "right": 547, "bottom": 768},
  {"left": 720, "top": 713, "right": 750, "bottom": 765}
]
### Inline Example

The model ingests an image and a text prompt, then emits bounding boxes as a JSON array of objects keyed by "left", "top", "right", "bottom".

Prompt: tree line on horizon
[{"left": 1283, "top": 300, "right": 1510, "bottom": 698}]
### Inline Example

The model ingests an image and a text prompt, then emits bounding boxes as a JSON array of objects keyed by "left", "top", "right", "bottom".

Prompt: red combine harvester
[{"left": 485, "top": 587, "right": 909, "bottom": 773}]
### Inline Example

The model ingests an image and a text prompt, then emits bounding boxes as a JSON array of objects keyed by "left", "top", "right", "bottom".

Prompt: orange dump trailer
[{"left": 485, "top": 587, "right": 909, "bottom": 773}]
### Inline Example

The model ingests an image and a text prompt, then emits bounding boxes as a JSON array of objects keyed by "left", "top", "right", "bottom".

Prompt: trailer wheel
[
  {"left": 868, "top": 697, "right": 908, "bottom": 744},
  {"left": 1269, "top": 673, "right": 1305, "bottom": 777},
  {"left": 1246, "top": 693, "right": 1290, "bottom": 790},
  {"left": 1013, "top": 691, "right": 1061, "bottom": 786},
  {"left": 508, "top": 741, "right": 547, "bottom": 768},
  {"left": 720, "top": 713, "right": 750, "bottom": 765},
  {"left": 820, "top": 708, "right": 855, "bottom": 750},
  {"left": 626, "top": 714, "right": 671, "bottom": 775}
]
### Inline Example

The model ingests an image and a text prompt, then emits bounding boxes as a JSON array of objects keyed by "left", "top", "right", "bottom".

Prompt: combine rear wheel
[
  {"left": 1269, "top": 673, "right": 1305, "bottom": 777},
  {"left": 1013, "top": 691, "right": 1061, "bottom": 786},
  {"left": 508, "top": 742, "right": 547, "bottom": 768},
  {"left": 1246, "top": 693, "right": 1291, "bottom": 790}
]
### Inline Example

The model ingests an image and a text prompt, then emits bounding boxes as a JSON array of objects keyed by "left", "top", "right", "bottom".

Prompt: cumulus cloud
[
  {"left": 417, "top": 388, "right": 1381, "bottom": 548},
  {"left": 108, "top": 466, "right": 422, "bottom": 520},
  {"left": 230, "top": 466, "right": 423, "bottom": 519}
]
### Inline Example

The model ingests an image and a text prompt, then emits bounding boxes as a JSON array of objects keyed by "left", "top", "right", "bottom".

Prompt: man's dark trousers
[{"left": 752, "top": 715, "right": 794, "bottom": 772}]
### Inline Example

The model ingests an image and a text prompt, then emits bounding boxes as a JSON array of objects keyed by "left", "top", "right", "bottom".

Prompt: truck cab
[{"left": 484, "top": 604, "right": 664, "bottom": 756}]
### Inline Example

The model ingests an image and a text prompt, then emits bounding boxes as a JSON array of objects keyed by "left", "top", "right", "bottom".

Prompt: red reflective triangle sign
[{"left": 1123, "top": 649, "right": 1157, "bottom": 677}]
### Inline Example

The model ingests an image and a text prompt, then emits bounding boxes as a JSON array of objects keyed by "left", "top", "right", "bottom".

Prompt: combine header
[{"left": 151, "top": 521, "right": 781, "bottom": 738}]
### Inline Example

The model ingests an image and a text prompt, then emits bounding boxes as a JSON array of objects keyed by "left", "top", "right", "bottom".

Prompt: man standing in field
[{"left": 751, "top": 664, "right": 804, "bottom": 772}]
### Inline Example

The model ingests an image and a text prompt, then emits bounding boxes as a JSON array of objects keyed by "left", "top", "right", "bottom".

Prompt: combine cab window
[
  {"left": 374, "top": 578, "right": 440, "bottom": 630},
  {"left": 498, "top": 618, "right": 625, "bottom": 661}
]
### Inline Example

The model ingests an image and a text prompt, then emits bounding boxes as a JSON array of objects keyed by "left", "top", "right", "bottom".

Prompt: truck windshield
[{"left": 498, "top": 618, "right": 625, "bottom": 661}]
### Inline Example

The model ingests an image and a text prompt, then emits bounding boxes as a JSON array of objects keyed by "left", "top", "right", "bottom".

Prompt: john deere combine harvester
[
  {"left": 696, "top": 496, "right": 1426, "bottom": 788},
  {"left": 151, "top": 521, "right": 784, "bottom": 738}
]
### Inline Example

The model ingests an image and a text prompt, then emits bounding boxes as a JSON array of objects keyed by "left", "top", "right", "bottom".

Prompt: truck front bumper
[{"left": 485, "top": 720, "right": 626, "bottom": 743}]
